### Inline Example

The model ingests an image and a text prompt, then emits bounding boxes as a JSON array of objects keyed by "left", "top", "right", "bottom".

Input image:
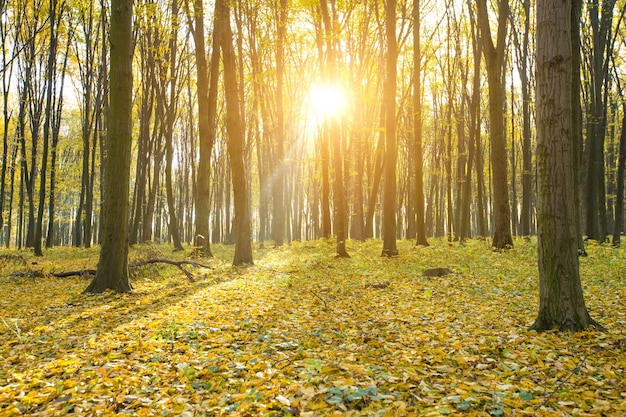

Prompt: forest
[
  {"left": 0, "top": 0, "right": 625, "bottom": 414},
  {"left": 1, "top": 0, "right": 624, "bottom": 255}
]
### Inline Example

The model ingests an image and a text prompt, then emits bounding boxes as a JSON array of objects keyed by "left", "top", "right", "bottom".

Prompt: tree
[
  {"left": 381, "top": 0, "right": 398, "bottom": 257},
  {"left": 272, "top": 0, "right": 287, "bottom": 248},
  {"left": 84, "top": 0, "right": 133, "bottom": 293},
  {"left": 320, "top": 0, "right": 349, "bottom": 257},
  {"left": 509, "top": 0, "right": 533, "bottom": 237},
  {"left": 216, "top": 0, "right": 253, "bottom": 265},
  {"left": 162, "top": 0, "right": 184, "bottom": 252},
  {"left": 476, "top": 0, "right": 513, "bottom": 249},
  {"left": 532, "top": 0, "right": 598, "bottom": 331},
  {"left": 34, "top": 0, "right": 65, "bottom": 256},
  {"left": 583, "top": 0, "right": 616, "bottom": 242},
  {"left": 189, "top": 0, "right": 218, "bottom": 257}
]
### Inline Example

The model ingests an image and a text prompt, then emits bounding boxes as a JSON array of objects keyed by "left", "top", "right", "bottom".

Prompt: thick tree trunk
[
  {"left": 532, "top": 0, "right": 597, "bottom": 331},
  {"left": 84, "top": 0, "right": 133, "bottom": 294}
]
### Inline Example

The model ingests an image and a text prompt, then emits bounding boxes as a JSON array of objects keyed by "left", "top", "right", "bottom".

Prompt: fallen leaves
[{"left": 0, "top": 238, "right": 624, "bottom": 416}]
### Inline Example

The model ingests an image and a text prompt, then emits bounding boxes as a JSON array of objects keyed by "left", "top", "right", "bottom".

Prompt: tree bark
[
  {"left": 272, "top": 0, "right": 287, "bottom": 248},
  {"left": 381, "top": 0, "right": 398, "bottom": 257},
  {"left": 190, "top": 0, "right": 218, "bottom": 257},
  {"left": 216, "top": 0, "right": 253, "bottom": 265},
  {"left": 84, "top": 0, "right": 133, "bottom": 294},
  {"left": 612, "top": 108, "right": 626, "bottom": 246},
  {"left": 532, "top": 0, "right": 598, "bottom": 331},
  {"left": 476, "top": 0, "right": 513, "bottom": 249}
]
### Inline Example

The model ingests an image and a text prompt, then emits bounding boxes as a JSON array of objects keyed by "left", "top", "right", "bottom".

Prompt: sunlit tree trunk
[
  {"left": 272, "top": 0, "right": 287, "bottom": 247},
  {"left": 46, "top": 34, "right": 71, "bottom": 249},
  {"left": 163, "top": 0, "right": 183, "bottom": 252},
  {"left": 189, "top": 0, "right": 218, "bottom": 256},
  {"left": 460, "top": 4, "right": 480, "bottom": 241},
  {"left": 85, "top": 0, "right": 133, "bottom": 294},
  {"left": 476, "top": 0, "right": 513, "bottom": 249},
  {"left": 216, "top": 0, "right": 253, "bottom": 265},
  {"left": 532, "top": 0, "right": 598, "bottom": 331},
  {"left": 412, "top": 0, "right": 429, "bottom": 246},
  {"left": 381, "top": 0, "right": 398, "bottom": 257},
  {"left": 319, "top": 0, "right": 349, "bottom": 257}
]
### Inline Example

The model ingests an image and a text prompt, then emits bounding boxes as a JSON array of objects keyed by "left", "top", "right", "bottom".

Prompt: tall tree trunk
[
  {"left": 533, "top": 0, "right": 598, "bottom": 331},
  {"left": 460, "top": 3, "right": 480, "bottom": 241},
  {"left": 190, "top": 0, "right": 218, "bottom": 257},
  {"left": 583, "top": 0, "right": 616, "bottom": 242},
  {"left": 163, "top": 0, "right": 183, "bottom": 252},
  {"left": 511, "top": 0, "right": 533, "bottom": 236},
  {"left": 272, "top": 0, "right": 287, "bottom": 247},
  {"left": 476, "top": 0, "right": 513, "bottom": 249},
  {"left": 612, "top": 106, "right": 626, "bottom": 247},
  {"left": 85, "top": 0, "right": 133, "bottom": 294},
  {"left": 381, "top": 0, "right": 398, "bottom": 257},
  {"left": 412, "top": 0, "right": 429, "bottom": 246},
  {"left": 34, "top": 0, "right": 62, "bottom": 256},
  {"left": 217, "top": 0, "right": 253, "bottom": 265},
  {"left": 571, "top": 0, "right": 587, "bottom": 254}
]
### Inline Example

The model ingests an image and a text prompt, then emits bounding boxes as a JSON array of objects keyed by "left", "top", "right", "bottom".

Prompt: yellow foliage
[{"left": 0, "top": 239, "right": 624, "bottom": 415}]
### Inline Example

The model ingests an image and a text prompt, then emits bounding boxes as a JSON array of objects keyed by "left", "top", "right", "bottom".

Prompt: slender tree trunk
[
  {"left": 190, "top": 0, "right": 218, "bottom": 257},
  {"left": 381, "top": 0, "right": 398, "bottom": 257},
  {"left": 412, "top": 0, "right": 429, "bottom": 246},
  {"left": 34, "top": 0, "right": 60, "bottom": 256},
  {"left": 217, "top": 0, "right": 253, "bottom": 265},
  {"left": 163, "top": 0, "right": 183, "bottom": 252},
  {"left": 476, "top": 0, "right": 513, "bottom": 249},
  {"left": 272, "top": 0, "right": 287, "bottom": 247},
  {"left": 613, "top": 108, "right": 626, "bottom": 247}
]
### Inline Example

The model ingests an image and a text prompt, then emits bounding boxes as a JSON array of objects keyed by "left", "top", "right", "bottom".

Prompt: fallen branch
[
  {"left": 130, "top": 258, "right": 213, "bottom": 282},
  {"left": 9, "top": 270, "right": 44, "bottom": 278},
  {"left": 14, "top": 258, "right": 212, "bottom": 282},
  {"left": 51, "top": 270, "right": 97, "bottom": 278}
]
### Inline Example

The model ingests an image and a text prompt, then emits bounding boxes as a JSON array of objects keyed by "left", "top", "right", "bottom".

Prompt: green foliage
[{"left": 0, "top": 238, "right": 624, "bottom": 415}]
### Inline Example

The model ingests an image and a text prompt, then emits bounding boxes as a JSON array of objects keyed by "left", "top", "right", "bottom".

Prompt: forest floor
[{"left": 0, "top": 238, "right": 624, "bottom": 416}]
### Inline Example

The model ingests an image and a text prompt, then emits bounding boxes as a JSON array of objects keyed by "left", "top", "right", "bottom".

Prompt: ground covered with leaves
[{"left": 0, "top": 239, "right": 624, "bottom": 416}]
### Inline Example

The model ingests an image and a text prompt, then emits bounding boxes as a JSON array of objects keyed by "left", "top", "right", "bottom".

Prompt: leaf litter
[{"left": 0, "top": 238, "right": 624, "bottom": 416}]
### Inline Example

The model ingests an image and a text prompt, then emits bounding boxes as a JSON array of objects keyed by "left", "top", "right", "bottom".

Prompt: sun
[{"left": 308, "top": 82, "right": 348, "bottom": 121}]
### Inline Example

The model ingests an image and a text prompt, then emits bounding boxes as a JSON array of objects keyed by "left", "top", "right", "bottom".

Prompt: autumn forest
[
  {"left": 1, "top": 0, "right": 623, "bottom": 256},
  {"left": 0, "top": 0, "right": 625, "bottom": 414}
]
